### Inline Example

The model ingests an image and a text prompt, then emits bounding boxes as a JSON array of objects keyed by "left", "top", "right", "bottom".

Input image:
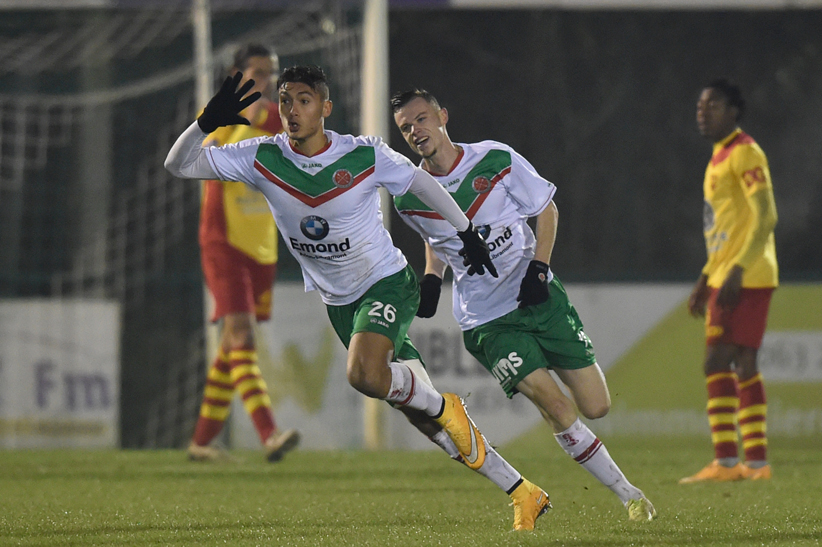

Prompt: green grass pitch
[{"left": 2, "top": 434, "right": 820, "bottom": 546}]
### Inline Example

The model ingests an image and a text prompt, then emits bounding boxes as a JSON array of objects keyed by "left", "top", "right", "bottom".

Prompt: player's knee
[
  {"left": 735, "top": 347, "right": 759, "bottom": 381},
  {"left": 579, "top": 399, "right": 610, "bottom": 420},
  {"left": 346, "top": 362, "right": 381, "bottom": 397},
  {"left": 346, "top": 364, "right": 367, "bottom": 391},
  {"left": 222, "top": 326, "right": 254, "bottom": 351},
  {"left": 577, "top": 388, "right": 611, "bottom": 419},
  {"left": 537, "top": 393, "right": 577, "bottom": 424},
  {"left": 703, "top": 344, "right": 736, "bottom": 375}
]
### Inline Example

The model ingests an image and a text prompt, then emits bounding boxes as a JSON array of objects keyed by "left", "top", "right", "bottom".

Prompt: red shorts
[
  {"left": 201, "top": 242, "right": 277, "bottom": 322},
  {"left": 705, "top": 287, "right": 774, "bottom": 349}
]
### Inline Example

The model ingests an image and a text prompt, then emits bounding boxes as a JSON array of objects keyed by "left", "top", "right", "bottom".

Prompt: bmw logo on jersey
[
  {"left": 300, "top": 216, "right": 330, "bottom": 240},
  {"left": 293, "top": 215, "right": 351, "bottom": 257}
]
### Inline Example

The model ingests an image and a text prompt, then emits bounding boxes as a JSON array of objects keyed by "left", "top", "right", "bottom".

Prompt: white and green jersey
[
  {"left": 206, "top": 130, "right": 416, "bottom": 305},
  {"left": 394, "top": 141, "right": 556, "bottom": 330}
]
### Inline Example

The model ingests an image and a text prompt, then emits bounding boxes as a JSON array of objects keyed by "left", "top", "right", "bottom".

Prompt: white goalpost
[{"left": 359, "top": 0, "right": 390, "bottom": 450}]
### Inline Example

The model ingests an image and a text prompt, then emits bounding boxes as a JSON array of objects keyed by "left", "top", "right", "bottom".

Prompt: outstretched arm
[
  {"left": 407, "top": 168, "right": 470, "bottom": 231},
  {"left": 407, "top": 168, "right": 498, "bottom": 277},
  {"left": 164, "top": 72, "right": 261, "bottom": 180},
  {"left": 164, "top": 122, "right": 217, "bottom": 179}
]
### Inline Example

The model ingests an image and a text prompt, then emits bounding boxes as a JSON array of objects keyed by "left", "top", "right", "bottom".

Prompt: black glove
[
  {"left": 417, "top": 274, "right": 442, "bottom": 318},
  {"left": 457, "top": 222, "right": 498, "bottom": 277},
  {"left": 197, "top": 72, "right": 261, "bottom": 134},
  {"left": 517, "top": 260, "right": 552, "bottom": 308}
]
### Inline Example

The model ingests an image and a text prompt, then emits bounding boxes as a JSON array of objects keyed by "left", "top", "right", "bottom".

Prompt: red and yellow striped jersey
[
  {"left": 199, "top": 101, "right": 282, "bottom": 264},
  {"left": 702, "top": 128, "right": 778, "bottom": 289}
]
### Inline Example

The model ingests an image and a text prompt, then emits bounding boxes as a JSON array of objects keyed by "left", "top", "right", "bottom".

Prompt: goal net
[{"left": 0, "top": 0, "right": 363, "bottom": 448}]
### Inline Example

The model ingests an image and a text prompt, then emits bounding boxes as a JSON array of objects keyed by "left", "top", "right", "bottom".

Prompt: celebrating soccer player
[
  {"left": 391, "top": 88, "right": 657, "bottom": 521},
  {"left": 166, "top": 65, "right": 549, "bottom": 530}
]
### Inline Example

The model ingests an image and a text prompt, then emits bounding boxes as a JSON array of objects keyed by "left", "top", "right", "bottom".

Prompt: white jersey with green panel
[
  {"left": 394, "top": 141, "right": 556, "bottom": 330},
  {"left": 206, "top": 130, "right": 416, "bottom": 306}
]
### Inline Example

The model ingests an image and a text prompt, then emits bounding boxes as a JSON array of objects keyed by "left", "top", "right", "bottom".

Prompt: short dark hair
[
  {"left": 277, "top": 65, "right": 330, "bottom": 101},
  {"left": 707, "top": 78, "right": 745, "bottom": 121},
  {"left": 390, "top": 88, "right": 441, "bottom": 112},
  {"left": 232, "top": 43, "right": 272, "bottom": 71}
]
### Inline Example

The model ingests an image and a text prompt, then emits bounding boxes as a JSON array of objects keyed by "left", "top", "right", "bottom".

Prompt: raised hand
[{"left": 197, "top": 72, "right": 262, "bottom": 134}]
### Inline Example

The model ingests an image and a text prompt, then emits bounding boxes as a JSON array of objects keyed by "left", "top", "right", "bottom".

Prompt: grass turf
[{"left": 2, "top": 435, "right": 821, "bottom": 546}]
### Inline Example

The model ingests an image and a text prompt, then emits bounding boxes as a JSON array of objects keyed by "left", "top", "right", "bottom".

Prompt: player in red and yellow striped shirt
[
  {"left": 188, "top": 44, "right": 299, "bottom": 463},
  {"left": 680, "top": 79, "right": 777, "bottom": 484}
]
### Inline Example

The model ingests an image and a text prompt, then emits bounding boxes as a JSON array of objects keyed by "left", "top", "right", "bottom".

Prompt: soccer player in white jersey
[
  {"left": 391, "top": 88, "right": 657, "bottom": 522},
  {"left": 166, "top": 66, "right": 550, "bottom": 530}
]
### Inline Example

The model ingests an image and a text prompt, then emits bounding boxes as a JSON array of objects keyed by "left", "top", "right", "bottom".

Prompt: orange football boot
[
  {"left": 679, "top": 460, "right": 746, "bottom": 484},
  {"left": 741, "top": 463, "right": 772, "bottom": 480}
]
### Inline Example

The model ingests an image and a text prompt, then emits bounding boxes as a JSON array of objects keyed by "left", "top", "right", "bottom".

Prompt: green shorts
[
  {"left": 463, "top": 277, "right": 596, "bottom": 398},
  {"left": 325, "top": 265, "right": 422, "bottom": 362}
]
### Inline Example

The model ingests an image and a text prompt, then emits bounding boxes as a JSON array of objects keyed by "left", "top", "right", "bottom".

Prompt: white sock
[
  {"left": 430, "top": 429, "right": 461, "bottom": 460},
  {"left": 478, "top": 437, "right": 523, "bottom": 494},
  {"left": 430, "top": 431, "right": 522, "bottom": 493},
  {"left": 385, "top": 361, "right": 443, "bottom": 416},
  {"left": 554, "top": 418, "right": 643, "bottom": 504}
]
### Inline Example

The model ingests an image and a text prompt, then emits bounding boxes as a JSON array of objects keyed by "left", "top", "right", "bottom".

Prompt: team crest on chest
[
  {"left": 333, "top": 169, "right": 354, "bottom": 189},
  {"left": 472, "top": 175, "right": 492, "bottom": 194},
  {"left": 300, "top": 216, "right": 330, "bottom": 240}
]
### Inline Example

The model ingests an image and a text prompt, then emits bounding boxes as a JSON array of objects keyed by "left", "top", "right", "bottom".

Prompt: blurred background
[{"left": 0, "top": 0, "right": 819, "bottom": 450}]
